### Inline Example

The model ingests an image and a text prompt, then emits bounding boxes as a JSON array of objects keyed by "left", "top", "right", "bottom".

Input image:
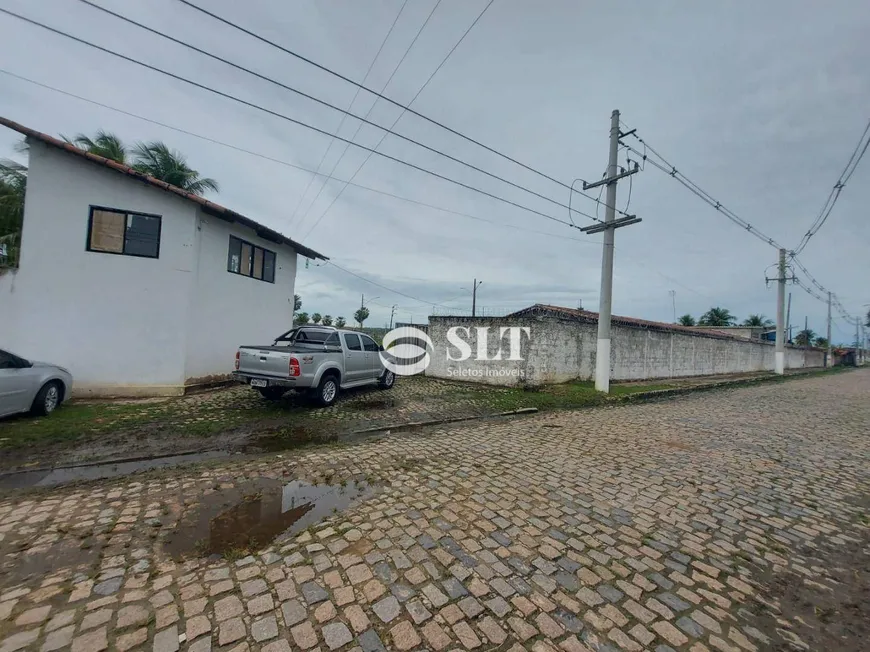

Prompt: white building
[{"left": 0, "top": 117, "right": 327, "bottom": 397}]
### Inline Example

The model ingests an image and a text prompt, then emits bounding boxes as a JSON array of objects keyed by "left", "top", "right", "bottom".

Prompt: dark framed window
[
  {"left": 227, "top": 235, "right": 276, "bottom": 283},
  {"left": 87, "top": 206, "right": 161, "bottom": 259},
  {"left": 361, "top": 335, "right": 380, "bottom": 352},
  {"left": 343, "top": 334, "right": 362, "bottom": 351}
]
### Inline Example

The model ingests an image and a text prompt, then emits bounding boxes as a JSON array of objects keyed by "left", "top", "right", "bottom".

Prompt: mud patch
[
  {"left": 165, "top": 478, "right": 375, "bottom": 559},
  {"left": 745, "top": 530, "right": 870, "bottom": 651}
]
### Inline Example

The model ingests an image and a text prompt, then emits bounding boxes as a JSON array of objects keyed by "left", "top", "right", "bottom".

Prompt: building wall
[
  {"left": 426, "top": 315, "right": 825, "bottom": 386},
  {"left": 0, "top": 142, "right": 198, "bottom": 396},
  {"left": 183, "top": 209, "right": 297, "bottom": 385}
]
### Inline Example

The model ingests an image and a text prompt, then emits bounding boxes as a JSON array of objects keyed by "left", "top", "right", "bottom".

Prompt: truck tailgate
[{"left": 238, "top": 346, "right": 292, "bottom": 378}]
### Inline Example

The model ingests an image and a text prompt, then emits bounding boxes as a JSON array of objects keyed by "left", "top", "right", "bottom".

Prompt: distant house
[{"left": 0, "top": 117, "right": 327, "bottom": 397}]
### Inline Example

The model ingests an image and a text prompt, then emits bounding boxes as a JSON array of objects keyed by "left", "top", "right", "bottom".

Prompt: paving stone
[
  {"left": 659, "top": 592, "right": 691, "bottom": 612},
  {"left": 93, "top": 578, "right": 122, "bottom": 596},
  {"left": 247, "top": 593, "right": 275, "bottom": 616},
  {"left": 390, "top": 621, "right": 422, "bottom": 650},
  {"left": 81, "top": 607, "right": 113, "bottom": 631},
  {"left": 219, "top": 617, "right": 246, "bottom": 646},
  {"left": 442, "top": 577, "right": 468, "bottom": 599},
  {"left": 252, "top": 615, "right": 279, "bottom": 642},
  {"left": 15, "top": 605, "right": 51, "bottom": 626},
  {"left": 301, "top": 581, "right": 328, "bottom": 605},
  {"left": 677, "top": 615, "right": 706, "bottom": 638},
  {"left": 421, "top": 621, "right": 452, "bottom": 650},
  {"left": 406, "top": 598, "right": 432, "bottom": 624},
  {"left": 290, "top": 622, "right": 318, "bottom": 649},
  {"left": 215, "top": 595, "right": 244, "bottom": 621},
  {"left": 41, "top": 624, "right": 75, "bottom": 652},
  {"left": 261, "top": 642, "right": 290, "bottom": 652},
  {"left": 281, "top": 599, "right": 306, "bottom": 626},
  {"left": 322, "top": 622, "right": 353, "bottom": 650},
  {"left": 485, "top": 596, "right": 511, "bottom": 617},
  {"left": 372, "top": 596, "right": 401, "bottom": 623},
  {"left": 115, "top": 627, "right": 148, "bottom": 652},
  {"left": 186, "top": 615, "right": 211, "bottom": 641},
  {"left": 358, "top": 629, "right": 387, "bottom": 652},
  {"left": 71, "top": 626, "right": 108, "bottom": 652},
  {"left": 458, "top": 596, "right": 484, "bottom": 618},
  {"left": 153, "top": 625, "right": 179, "bottom": 652}
]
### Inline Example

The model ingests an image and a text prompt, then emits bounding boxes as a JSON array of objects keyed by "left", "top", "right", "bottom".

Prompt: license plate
[{"left": 250, "top": 379, "right": 268, "bottom": 388}]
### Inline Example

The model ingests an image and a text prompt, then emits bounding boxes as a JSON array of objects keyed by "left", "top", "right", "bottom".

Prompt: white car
[{"left": 0, "top": 348, "right": 73, "bottom": 418}]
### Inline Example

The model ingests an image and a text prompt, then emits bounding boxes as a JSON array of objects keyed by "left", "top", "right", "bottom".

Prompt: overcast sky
[{"left": 1, "top": 0, "right": 868, "bottom": 342}]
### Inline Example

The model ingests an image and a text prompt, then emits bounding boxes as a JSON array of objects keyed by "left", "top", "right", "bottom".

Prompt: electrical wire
[
  {"left": 0, "top": 7, "right": 592, "bottom": 230},
  {"left": 287, "top": 0, "right": 409, "bottom": 229},
  {"left": 71, "top": 0, "right": 599, "bottom": 228},
  {"left": 324, "top": 261, "right": 462, "bottom": 309},
  {"left": 792, "top": 117, "right": 870, "bottom": 256},
  {"left": 173, "top": 0, "right": 627, "bottom": 216},
  {"left": 0, "top": 68, "right": 596, "bottom": 247},
  {"left": 298, "top": 0, "right": 445, "bottom": 235}
]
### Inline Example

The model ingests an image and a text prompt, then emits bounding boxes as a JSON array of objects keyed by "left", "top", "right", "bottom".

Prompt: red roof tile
[{"left": 0, "top": 116, "right": 327, "bottom": 260}]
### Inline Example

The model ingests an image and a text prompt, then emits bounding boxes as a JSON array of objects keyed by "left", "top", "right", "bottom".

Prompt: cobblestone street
[{"left": 1, "top": 369, "right": 867, "bottom": 651}]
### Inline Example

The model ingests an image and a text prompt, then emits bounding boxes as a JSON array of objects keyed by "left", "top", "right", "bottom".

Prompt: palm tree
[
  {"left": 677, "top": 314, "right": 696, "bottom": 326},
  {"left": 131, "top": 142, "right": 219, "bottom": 195},
  {"left": 295, "top": 312, "right": 309, "bottom": 325},
  {"left": 62, "top": 130, "right": 128, "bottom": 164},
  {"left": 335, "top": 317, "right": 346, "bottom": 328},
  {"left": 321, "top": 315, "right": 333, "bottom": 326},
  {"left": 814, "top": 336, "right": 829, "bottom": 349},
  {"left": 354, "top": 307, "right": 370, "bottom": 328},
  {"left": 743, "top": 314, "right": 774, "bottom": 327},
  {"left": 698, "top": 307, "right": 736, "bottom": 327},
  {"left": 311, "top": 313, "right": 322, "bottom": 324},
  {"left": 795, "top": 329, "right": 817, "bottom": 347}
]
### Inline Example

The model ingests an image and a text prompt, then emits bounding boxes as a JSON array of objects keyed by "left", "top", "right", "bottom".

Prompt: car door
[
  {"left": 0, "top": 349, "right": 31, "bottom": 417},
  {"left": 341, "top": 333, "right": 367, "bottom": 385},
  {"left": 360, "top": 335, "right": 383, "bottom": 380}
]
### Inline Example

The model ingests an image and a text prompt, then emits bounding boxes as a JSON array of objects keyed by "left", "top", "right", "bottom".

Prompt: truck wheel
[
  {"left": 258, "top": 387, "right": 286, "bottom": 401},
  {"left": 378, "top": 370, "right": 395, "bottom": 389},
  {"left": 314, "top": 374, "right": 339, "bottom": 407},
  {"left": 31, "top": 381, "right": 62, "bottom": 416}
]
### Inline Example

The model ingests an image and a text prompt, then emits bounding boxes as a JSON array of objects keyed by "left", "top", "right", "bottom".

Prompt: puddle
[
  {"left": 165, "top": 479, "right": 375, "bottom": 559},
  {"left": 0, "top": 451, "right": 230, "bottom": 490}
]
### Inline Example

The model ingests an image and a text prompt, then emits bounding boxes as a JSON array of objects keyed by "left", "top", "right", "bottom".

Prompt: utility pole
[
  {"left": 826, "top": 291, "right": 832, "bottom": 367},
  {"left": 785, "top": 292, "right": 792, "bottom": 343},
  {"left": 389, "top": 305, "right": 397, "bottom": 329},
  {"left": 804, "top": 316, "right": 808, "bottom": 349},
  {"left": 471, "top": 279, "right": 482, "bottom": 317},
  {"left": 775, "top": 248, "right": 787, "bottom": 375},
  {"left": 581, "top": 110, "right": 641, "bottom": 393},
  {"left": 856, "top": 318, "right": 861, "bottom": 364},
  {"left": 669, "top": 290, "right": 676, "bottom": 323}
]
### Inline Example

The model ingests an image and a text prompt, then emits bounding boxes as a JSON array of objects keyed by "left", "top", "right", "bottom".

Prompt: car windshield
[{"left": 274, "top": 328, "right": 333, "bottom": 345}]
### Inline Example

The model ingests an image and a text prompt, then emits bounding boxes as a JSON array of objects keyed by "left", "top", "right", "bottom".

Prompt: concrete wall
[
  {"left": 0, "top": 142, "right": 301, "bottom": 396},
  {"left": 183, "top": 209, "right": 297, "bottom": 385},
  {"left": 0, "top": 142, "right": 197, "bottom": 396},
  {"left": 426, "top": 315, "right": 825, "bottom": 386}
]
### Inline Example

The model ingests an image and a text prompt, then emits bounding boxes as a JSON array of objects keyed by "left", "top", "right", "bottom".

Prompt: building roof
[
  {"left": 0, "top": 116, "right": 327, "bottom": 260},
  {"left": 505, "top": 304, "right": 749, "bottom": 341}
]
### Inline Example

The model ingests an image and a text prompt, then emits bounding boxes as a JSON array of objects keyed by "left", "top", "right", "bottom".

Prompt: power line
[
  {"left": 792, "top": 117, "right": 870, "bottom": 255},
  {"left": 621, "top": 136, "right": 787, "bottom": 250},
  {"left": 0, "top": 68, "right": 593, "bottom": 245},
  {"left": 173, "top": 0, "right": 625, "bottom": 216},
  {"left": 298, "top": 0, "right": 444, "bottom": 235},
  {"left": 71, "top": 1, "right": 599, "bottom": 227},
  {"left": 287, "top": 0, "right": 409, "bottom": 229},
  {"left": 324, "top": 261, "right": 460, "bottom": 309},
  {"left": 0, "top": 7, "right": 591, "bottom": 231},
  {"left": 302, "top": 0, "right": 492, "bottom": 239}
]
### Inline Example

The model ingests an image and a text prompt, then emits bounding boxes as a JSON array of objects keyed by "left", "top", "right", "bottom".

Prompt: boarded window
[{"left": 88, "top": 207, "right": 160, "bottom": 258}]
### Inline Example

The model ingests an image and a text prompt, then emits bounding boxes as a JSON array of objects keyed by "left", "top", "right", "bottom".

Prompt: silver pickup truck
[{"left": 232, "top": 326, "right": 395, "bottom": 406}]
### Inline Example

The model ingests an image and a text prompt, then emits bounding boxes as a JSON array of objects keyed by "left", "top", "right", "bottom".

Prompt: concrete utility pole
[
  {"left": 826, "top": 291, "right": 832, "bottom": 367},
  {"left": 775, "top": 248, "right": 787, "bottom": 375},
  {"left": 669, "top": 290, "right": 677, "bottom": 323},
  {"left": 856, "top": 318, "right": 861, "bottom": 364},
  {"left": 471, "top": 279, "right": 482, "bottom": 317},
  {"left": 785, "top": 292, "right": 792, "bottom": 344},
  {"left": 389, "top": 305, "right": 397, "bottom": 329},
  {"left": 580, "top": 110, "right": 641, "bottom": 393}
]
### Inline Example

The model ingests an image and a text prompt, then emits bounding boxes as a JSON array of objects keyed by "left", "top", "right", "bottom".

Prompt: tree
[
  {"left": 698, "top": 307, "right": 736, "bottom": 327},
  {"left": 321, "top": 315, "right": 333, "bottom": 326},
  {"left": 814, "top": 336, "right": 829, "bottom": 348},
  {"left": 294, "top": 294, "right": 302, "bottom": 311},
  {"left": 0, "top": 157, "right": 27, "bottom": 267},
  {"left": 354, "top": 307, "right": 370, "bottom": 328},
  {"left": 131, "top": 141, "right": 219, "bottom": 195},
  {"left": 743, "top": 314, "right": 773, "bottom": 327},
  {"left": 295, "top": 312, "right": 309, "bottom": 325},
  {"left": 62, "top": 130, "right": 128, "bottom": 164},
  {"left": 311, "top": 313, "right": 322, "bottom": 324},
  {"left": 795, "top": 329, "right": 817, "bottom": 347},
  {"left": 335, "top": 317, "right": 346, "bottom": 328},
  {"left": 677, "top": 314, "right": 696, "bottom": 326},
  {"left": 865, "top": 308, "right": 870, "bottom": 329}
]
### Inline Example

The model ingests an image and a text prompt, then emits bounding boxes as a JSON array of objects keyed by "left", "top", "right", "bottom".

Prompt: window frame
[
  {"left": 227, "top": 235, "right": 276, "bottom": 284},
  {"left": 360, "top": 334, "right": 380, "bottom": 352},
  {"left": 86, "top": 205, "right": 162, "bottom": 259},
  {"left": 343, "top": 333, "right": 363, "bottom": 351}
]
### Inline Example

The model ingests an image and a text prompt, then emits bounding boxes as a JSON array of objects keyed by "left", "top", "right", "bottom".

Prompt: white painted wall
[
  {"left": 183, "top": 208, "right": 297, "bottom": 383},
  {"left": 0, "top": 141, "right": 302, "bottom": 396},
  {"left": 0, "top": 142, "right": 197, "bottom": 395},
  {"left": 426, "top": 315, "right": 825, "bottom": 386}
]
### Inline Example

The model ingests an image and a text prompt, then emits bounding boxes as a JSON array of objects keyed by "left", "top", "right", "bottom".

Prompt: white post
[{"left": 774, "top": 248, "right": 786, "bottom": 375}]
